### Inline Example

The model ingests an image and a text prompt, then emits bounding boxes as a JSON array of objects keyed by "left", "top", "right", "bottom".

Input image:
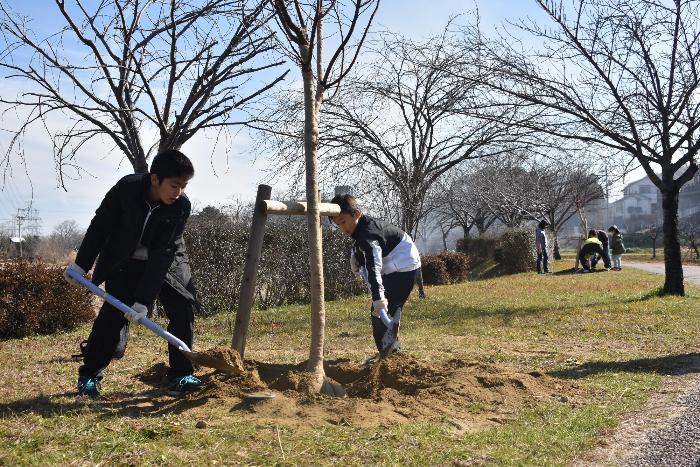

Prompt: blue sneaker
[
  {"left": 77, "top": 376, "right": 102, "bottom": 397},
  {"left": 167, "top": 375, "right": 203, "bottom": 396}
]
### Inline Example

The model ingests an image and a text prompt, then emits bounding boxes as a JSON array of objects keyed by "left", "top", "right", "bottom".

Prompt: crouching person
[
  {"left": 578, "top": 230, "right": 605, "bottom": 272},
  {"left": 330, "top": 194, "right": 422, "bottom": 360},
  {"left": 64, "top": 150, "right": 203, "bottom": 397}
]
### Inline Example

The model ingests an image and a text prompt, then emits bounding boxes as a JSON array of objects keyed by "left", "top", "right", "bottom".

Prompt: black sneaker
[
  {"left": 167, "top": 375, "right": 203, "bottom": 396},
  {"left": 77, "top": 375, "right": 102, "bottom": 397}
]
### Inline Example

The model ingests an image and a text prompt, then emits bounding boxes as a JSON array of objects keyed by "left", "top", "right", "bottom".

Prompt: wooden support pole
[
  {"left": 232, "top": 184, "right": 272, "bottom": 358},
  {"left": 262, "top": 200, "right": 340, "bottom": 216}
]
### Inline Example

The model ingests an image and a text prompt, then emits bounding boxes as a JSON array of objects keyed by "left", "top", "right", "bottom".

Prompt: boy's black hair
[
  {"left": 330, "top": 193, "right": 360, "bottom": 219},
  {"left": 149, "top": 149, "right": 194, "bottom": 182},
  {"left": 538, "top": 220, "right": 549, "bottom": 229},
  {"left": 588, "top": 229, "right": 597, "bottom": 237}
]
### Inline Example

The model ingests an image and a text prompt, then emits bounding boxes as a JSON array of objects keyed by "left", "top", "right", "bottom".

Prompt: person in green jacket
[{"left": 608, "top": 225, "right": 625, "bottom": 271}]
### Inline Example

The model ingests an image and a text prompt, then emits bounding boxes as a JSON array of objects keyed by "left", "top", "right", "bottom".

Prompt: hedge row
[
  {"left": 420, "top": 251, "right": 470, "bottom": 285},
  {"left": 0, "top": 260, "right": 95, "bottom": 338},
  {"left": 184, "top": 217, "right": 365, "bottom": 314},
  {"left": 458, "top": 228, "right": 540, "bottom": 275}
]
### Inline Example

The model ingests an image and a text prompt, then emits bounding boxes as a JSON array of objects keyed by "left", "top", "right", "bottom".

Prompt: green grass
[{"left": 1, "top": 261, "right": 699, "bottom": 465}]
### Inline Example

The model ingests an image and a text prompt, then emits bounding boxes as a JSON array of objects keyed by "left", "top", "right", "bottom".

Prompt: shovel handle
[{"left": 68, "top": 268, "right": 192, "bottom": 354}]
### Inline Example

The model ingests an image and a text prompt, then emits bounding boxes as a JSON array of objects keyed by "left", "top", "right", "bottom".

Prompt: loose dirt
[
  {"left": 187, "top": 346, "right": 245, "bottom": 375},
  {"left": 138, "top": 352, "right": 577, "bottom": 431}
]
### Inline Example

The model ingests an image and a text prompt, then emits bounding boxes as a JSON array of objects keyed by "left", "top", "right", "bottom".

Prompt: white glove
[
  {"left": 372, "top": 299, "right": 388, "bottom": 315},
  {"left": 63, "top": 263, "right": 85, "bottom": 285},
  {"left": 372, "top": 299, "right": 392, "bottom": 327},
  {"left": 124, "top": 302, "right": 148, "bottom": 323}
]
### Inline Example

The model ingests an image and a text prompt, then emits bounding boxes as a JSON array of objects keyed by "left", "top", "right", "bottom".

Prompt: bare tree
[
  {"left": 429, "top": 166, "right": 497, "bottom": 240},
  {"left": 643, "top": 223, "right": 663, "bottom": 259},
  {"left": 0, "top": 0, "right": 287, "bottom": 183},
  {"left": 259, "top": 22, "right": 537, "bottom": 239},
  {"left": 473, "top": 158, "right": 540, "bottom": 229},
  {"left": 480, "top": 0, "right": 700, "bottom": 295},
  {"left": 271, "top": 0, "right": 378, "bottom": 395},
  {"left": 52, "top": 219, "right": 84, "bottom": 251}
]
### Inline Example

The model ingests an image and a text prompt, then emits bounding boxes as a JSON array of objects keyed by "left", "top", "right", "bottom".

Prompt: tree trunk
[
  {"left": 301, "top": 51, "right": 326, "bottom": 390},
  {"left": 652, "top": 238, "right": 657, "bottom": 259},
  {"left": 552, "top": 229, "right": 561, "bottom": 260},
  {"left": 661, "top": 185, "right": 684, "bottom": 295},
  {"left": 416, "top": 267, "right": 426, "bottom": 299},
  {"left": 133, "top": 155, "right": 148, "bottom": 174}
]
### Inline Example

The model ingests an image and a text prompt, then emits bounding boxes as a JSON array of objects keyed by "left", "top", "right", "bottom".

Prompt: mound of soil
[{"left": 149, "top": 352, "right": 577, "bottom": 431}]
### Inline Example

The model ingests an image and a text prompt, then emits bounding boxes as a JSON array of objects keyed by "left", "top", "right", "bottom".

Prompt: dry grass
[{"left": 1, "top": 261, "right": 699, "bottom": 465}]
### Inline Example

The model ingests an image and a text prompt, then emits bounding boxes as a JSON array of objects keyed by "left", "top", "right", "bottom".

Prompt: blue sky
[{"left": 0, "top": 1, "right": 621, "bottom": 235}]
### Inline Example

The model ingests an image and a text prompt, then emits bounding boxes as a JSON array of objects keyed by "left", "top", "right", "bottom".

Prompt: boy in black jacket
[
  {"left": 64, "top": 150, "right": 201, "bottom": 397},
  {"left": 330, "top": 194, "right": 422, "bottom": 359}
]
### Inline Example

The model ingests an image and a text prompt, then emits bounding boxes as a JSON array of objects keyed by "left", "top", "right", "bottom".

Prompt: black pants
[
  {"left": 79, "top": 260, "right": 195, "bottom": 380},
  {"left": 591, "top": 247, "right": 611, "bottom": 269},
  {"left": 371, "top": 269, "right": 419, "bottom": 352}
]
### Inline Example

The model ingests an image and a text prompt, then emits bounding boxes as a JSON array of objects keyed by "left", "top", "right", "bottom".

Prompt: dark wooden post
[{"left": 232, "top": 184, "right": 272, "bottom": 358}]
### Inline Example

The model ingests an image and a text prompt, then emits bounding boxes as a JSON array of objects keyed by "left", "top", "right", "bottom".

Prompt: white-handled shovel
[{"left": 68, "top": 268, "right": 243, "bottom": 374}]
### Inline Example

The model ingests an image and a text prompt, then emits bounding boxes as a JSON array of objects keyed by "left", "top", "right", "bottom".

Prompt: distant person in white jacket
[{"left": 535, "top": 220, "right": 551, "bottom": 274}]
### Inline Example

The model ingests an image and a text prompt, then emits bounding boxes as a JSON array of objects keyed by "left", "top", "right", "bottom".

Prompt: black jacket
[
  {"left": 75, "top": 174, "right": 195, "bottom": 306},
  {"left": 596, "top": 230, "right": 609, "bottom": 248},
  {"left": 350, "top": 215, "right": 421, "bottom": 301}
]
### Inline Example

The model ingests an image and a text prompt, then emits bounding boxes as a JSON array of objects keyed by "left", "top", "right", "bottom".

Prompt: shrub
[
  {"left": 498, "top": 229, "right": 536, "bottom": 274},
  {"left": 184, "top": 217, "right": 364, "bottom": 314},
  {"left": 456, "top": 237, "right": 498, "bottom": 260},
  {"left": 0, "top": 259, "right": 95, "bottom": 338},
  {"left": 420, "top": 254, "right": 450, "bottom": 285},
  {"left": 435, "top": 252, "right": 469, "bottom": 283}
]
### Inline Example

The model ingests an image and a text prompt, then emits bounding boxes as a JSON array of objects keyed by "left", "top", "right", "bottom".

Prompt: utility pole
[
  {"left": 14, "top": 206, "right": 41, "bottom": 257},
  {"left": 15, "top": 208, "right": 25, "bottom": 257}
]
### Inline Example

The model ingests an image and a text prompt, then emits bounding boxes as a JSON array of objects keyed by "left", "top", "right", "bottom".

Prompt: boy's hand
[
  {"left": 63, "top": 263, "right": 86, "bottom": 285},
  {"left": 125, "top": 303, "right": 148, "bottom": 323},
  {"left": 372, "top": 299, "right": 392, "bottom": 327},
  {"left": 372, "top": 299, "right": 389, "bottom": 316}
]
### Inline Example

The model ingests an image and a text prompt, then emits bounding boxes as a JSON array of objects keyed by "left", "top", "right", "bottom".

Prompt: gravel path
[
  {"left": 625, "top": 262, "right": 700, "bottom": 286},
  {"left": 623, "top": 386, "right": 700, "bottom": 466}
]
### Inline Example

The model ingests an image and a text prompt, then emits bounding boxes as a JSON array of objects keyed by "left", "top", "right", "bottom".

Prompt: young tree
[
  {"left": 0, "top": 0, "right": 287, "bottom": 182},
  {"left": 271, "top": 0, "right": 379, "bottom": 394},
  {"left": 482, "top": 0, "right": 700, "bottom": 294},
  {"left": 643, "top": 223, "right": 663, "bottom": 259}
]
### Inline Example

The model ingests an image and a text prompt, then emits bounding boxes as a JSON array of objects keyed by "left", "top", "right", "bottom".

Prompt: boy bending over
[{"left": 330, "top": 194, "right": 421, "bottom": 359}]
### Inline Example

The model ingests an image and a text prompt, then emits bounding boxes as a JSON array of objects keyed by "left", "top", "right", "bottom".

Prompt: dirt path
[
  {"left": 572, "top": 263, "right": 700, "bottom": 466},
  {"left": 625, "top": 262, "right": 700, "bottom": 286}
]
